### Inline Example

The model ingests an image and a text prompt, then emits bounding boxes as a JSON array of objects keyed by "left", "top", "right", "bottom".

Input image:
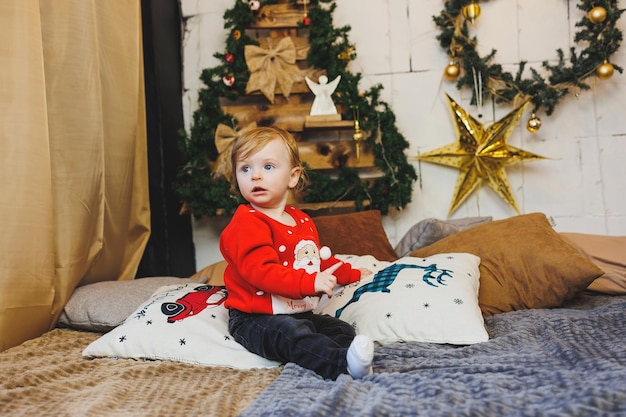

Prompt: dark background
[{"left": 136, "top": 0, "right": 196, "bottom": 278}]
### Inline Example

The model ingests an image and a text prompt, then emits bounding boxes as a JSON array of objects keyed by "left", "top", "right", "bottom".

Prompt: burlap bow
[
  {"left": 213, "top": 122, "right": 257, "bottom": 181},
  {"left": 244, "top": 36, "right": 302, "bottom": 103}
]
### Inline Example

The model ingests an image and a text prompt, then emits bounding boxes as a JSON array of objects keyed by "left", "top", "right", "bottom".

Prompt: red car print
[{"left": 161, "top": 285, "right": 226, "bottom": 323}]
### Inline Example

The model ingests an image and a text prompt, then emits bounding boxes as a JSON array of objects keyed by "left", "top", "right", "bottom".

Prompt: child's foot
[{"left": 347, "top": 334, "right": 374, "bottom": 378}]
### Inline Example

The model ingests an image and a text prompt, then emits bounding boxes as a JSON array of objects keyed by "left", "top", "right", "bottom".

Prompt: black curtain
[{"left": 136, "top": 0, "right": 196, "bottom": 278}]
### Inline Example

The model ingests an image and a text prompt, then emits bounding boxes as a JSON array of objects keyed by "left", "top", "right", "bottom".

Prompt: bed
[{"left": 1, "top": 211, "right": 625, "bottom": 416}]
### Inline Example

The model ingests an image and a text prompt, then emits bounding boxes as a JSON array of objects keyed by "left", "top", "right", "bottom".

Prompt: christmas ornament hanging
[
  {"left": 462, "top": 3, "right": 481, "bottom": 23},
  {"left": 419, "top": 94, "right": 546, "bottom": 215},
  {"left": 222, "top": 73, "right": 235, "bottom": 87},
  {"left": 596, "top": 61, "right": 615, "bottom": 80},
  {"left": 353, "top": 120, "right": 364, "bottom": 162},
  {"left": 300, "top": 0, "right": 311, "bottom": 26},
  {"left": 337, "top": 45, "right": 356, "bottom": 61},
  {"left": 249, "top": 0, "right": 261, "bottom": 14},
  {"left": 526, "top": 114, "right": 542, "bottom": 133},
  {"left": 444, "top": 61, "right": 461, "bottom": 80},
  {"left": 588, "top": 6, "right": 607, "bottom": 23}
]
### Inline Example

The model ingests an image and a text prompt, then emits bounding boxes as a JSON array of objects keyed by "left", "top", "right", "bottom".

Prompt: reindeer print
[{"left": 334, "top": 263, "right": 453, "bottom": 318}]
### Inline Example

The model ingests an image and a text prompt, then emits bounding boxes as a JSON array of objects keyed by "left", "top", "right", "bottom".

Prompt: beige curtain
[{"left": 0, "top": 0, "right": 150, "bottom": 351}]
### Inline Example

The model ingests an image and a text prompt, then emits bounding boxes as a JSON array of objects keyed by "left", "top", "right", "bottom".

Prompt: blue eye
[
  {"left": 241, "top": 166, "right": 250, "bottom": 173},
  {"left": 264, "top": 164, "right": 274, "bottom": 170}
]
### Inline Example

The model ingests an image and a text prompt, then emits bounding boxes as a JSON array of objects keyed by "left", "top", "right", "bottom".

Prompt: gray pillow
[
  {"left": 58, "top": 276, "right": 208, "bottom": 332},
  {"left": 394, "top": 217, "right": 492, "bottom": 258}
]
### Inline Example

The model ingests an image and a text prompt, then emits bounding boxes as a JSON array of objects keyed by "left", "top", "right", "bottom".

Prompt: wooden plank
[
  {"left": 304, "top": 117, "right": 353, "bottom": 129},
  {"left": 298, "top": 140, "right": 376, "bottom": 170},
  {"left": 222, "top": 101, "right": 313, "bottom": 132},
  {"left": 250, "top": 3, "right": 306, "bottom": 29},
  {"left": 221, "top": 98, "right": 351, "bottom": 132}
]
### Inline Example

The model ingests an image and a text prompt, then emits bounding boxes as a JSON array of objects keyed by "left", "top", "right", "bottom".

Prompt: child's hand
[{"left": 314, "top": 262, "right": 342, "bottom": 297}]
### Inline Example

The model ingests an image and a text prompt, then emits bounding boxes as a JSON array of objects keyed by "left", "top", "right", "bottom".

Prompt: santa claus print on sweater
[{"left": 220, "top": 205, "right": 361, "bottom": 315}]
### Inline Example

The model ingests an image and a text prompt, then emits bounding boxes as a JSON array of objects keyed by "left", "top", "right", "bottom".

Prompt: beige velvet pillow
[
  {"left": 394, "top": 216, "right": 492, "bottom": 257},
  {"left": 58, "top": 276, "right": 208, "bottom": 332},
  {"left": 190, "top": 260, "right": 228, "bottom": 286},
  {"left": 411, "top": 213, "right": 604, "bottom": 316},
  {"left": 313, "top": 210, "right": 398, "bottom": 262},
  {"left": 560, "top": 232, "right": 626, "bottom": 295}
]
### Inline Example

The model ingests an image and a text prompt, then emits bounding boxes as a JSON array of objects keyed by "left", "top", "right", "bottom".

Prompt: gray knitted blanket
[{"left": 240, "top": 294, "right": 626, "bottom": 417}]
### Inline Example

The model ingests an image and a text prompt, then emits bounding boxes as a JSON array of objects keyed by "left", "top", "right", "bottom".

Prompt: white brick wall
[{"left": 180, "top": 0, "right": 626, "bottom": 268}]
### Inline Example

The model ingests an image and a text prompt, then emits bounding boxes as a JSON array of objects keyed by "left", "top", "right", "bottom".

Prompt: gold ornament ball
[
  {"left": 462, "top": 3, "right": 481, "bottom": 23},
  {"left": 526, "top": 115, "right": 542, "bottom": 133},
  {"left": 596, "top": 61, "right": 615, "bottom": 80},
  {"left": 444, "top": 62, "right": 460, "bottom": 80},
  {"left": 588, "top": 6, "right": 607, "bottom": 24}
]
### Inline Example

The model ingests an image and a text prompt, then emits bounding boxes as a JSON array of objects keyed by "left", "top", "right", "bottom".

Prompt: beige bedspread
[{"left": 0, "top": 328, "right": 281, "bottom": 416}]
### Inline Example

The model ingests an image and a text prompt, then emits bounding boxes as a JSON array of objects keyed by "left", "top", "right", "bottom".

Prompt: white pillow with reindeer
[{"left": 315, "top": 254, "right": 488, "bottom": 345}]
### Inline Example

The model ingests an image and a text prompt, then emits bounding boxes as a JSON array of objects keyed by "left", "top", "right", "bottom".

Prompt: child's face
[{"left": 235, "top": 137, "right": 300, "bottom": 209}]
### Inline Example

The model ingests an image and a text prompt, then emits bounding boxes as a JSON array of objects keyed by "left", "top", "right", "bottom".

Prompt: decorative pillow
[
  {"left": 411, "top": 213, "right": 605, "bottom": 316},
  {"left": 560, "top": 232, "right": 626, "bottom": 295},
  {"left": 316, "top": 254, "right": 488, "bottom": 345},
  {"left": 394, "top": 216, "right": 492, "bottom": 257},
  {"left": 58, "top": 276, "right": 208, "bottom": 332},
  {"left": 83, "top": 283, "right": 280, "bottom": 369},
  {"left": 313, "top": 210, "right": 398, "bottom": 261}
]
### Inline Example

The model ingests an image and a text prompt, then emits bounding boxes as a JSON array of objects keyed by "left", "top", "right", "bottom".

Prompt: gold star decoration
[{"left": 419, "top": 94, "right": 546, "bottom": 216}]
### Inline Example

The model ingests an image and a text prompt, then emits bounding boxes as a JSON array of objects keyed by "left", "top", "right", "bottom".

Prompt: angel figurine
[{"left": 305, "top": 75, "right": 341, "bottom": 116}]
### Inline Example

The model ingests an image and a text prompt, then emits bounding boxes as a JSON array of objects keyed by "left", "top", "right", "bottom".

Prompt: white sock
[{"left": 347, "top": 334, "right": 374, "bottom": 378}]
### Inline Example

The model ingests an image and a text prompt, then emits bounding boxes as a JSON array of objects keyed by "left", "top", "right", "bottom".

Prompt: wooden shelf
[{"left": 304, "top": 117, "right": 354, "bottom": 130}]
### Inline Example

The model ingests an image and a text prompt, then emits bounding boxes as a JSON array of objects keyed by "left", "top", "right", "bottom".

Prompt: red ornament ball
[
  {"left": 222, "top": 73, "right": 235, "bottom": 87},
  {"left": 302, "top": 15, "right": 311, "bottom": 26},
  {"left": 225, "top": 53, "right": 234, "bottom": 64}
]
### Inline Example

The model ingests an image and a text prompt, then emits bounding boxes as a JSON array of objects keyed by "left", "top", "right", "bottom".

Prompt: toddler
[{"left": 220, "top": 126, "right": 373, "bottom": 379}]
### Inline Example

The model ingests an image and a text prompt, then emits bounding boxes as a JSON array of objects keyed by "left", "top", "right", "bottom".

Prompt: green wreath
[
  {"left": 174, "top": 0, "right": 417, "bottom": 217},
  {"left": 434, "top": 0, "right": 624, "bottom": 121}
]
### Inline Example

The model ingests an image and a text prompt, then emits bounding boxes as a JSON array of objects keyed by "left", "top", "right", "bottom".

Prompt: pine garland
[
  {"left": 174, "top": 0, "right": 417, "bottom": 217},
  {"left": 434, "top": 0, "right": 624, "bottom": 116}
]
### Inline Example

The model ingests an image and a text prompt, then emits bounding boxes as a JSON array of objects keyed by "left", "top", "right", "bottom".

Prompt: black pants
[{"left": 229, "top": 309, "right": 355, "bottom": 380}]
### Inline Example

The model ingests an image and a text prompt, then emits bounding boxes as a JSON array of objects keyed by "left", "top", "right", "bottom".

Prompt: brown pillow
[
  {"left": 411, "top": 213, "right": 604, "bottom": 316},
  {"left": 189, "top": 260, "right": 228, "bottom": 286},
  {"left": 313, "top": 210, "right": 398, "bottom": 262},
  {"left": 560, "top": 232, "right": 626, "bottom": 295}
]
